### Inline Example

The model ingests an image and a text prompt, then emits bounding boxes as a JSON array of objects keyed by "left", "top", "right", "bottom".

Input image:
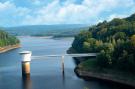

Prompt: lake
[{"left": 0, "top": 37, "right": 131, "bottom": 89}]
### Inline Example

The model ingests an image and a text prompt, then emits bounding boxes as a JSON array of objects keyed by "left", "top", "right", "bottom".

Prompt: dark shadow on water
[
  {"left": 22, "top": 75, "right": 32, "bottom": 89},
  {"left": 81, "top": 76, "right": 135, "bottom": 89},
  {"left": 62, "top": 70, "right": 65, "bottom": 82},
  {"left": 62, "top": 70, "right": 66, "bottom": 88}
]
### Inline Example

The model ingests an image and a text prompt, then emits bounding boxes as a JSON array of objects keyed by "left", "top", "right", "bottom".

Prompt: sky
[{"left": 0, "top": 0, "right": 135, "bottom": 27}]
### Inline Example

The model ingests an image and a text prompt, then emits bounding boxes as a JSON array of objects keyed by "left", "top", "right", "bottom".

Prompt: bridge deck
[{"left": 32, "top": 53, "right": 98, "bottom": 59}]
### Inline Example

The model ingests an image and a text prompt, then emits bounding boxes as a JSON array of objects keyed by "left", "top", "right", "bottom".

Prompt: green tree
[
  {"left": 131, "top": 34, "right": 135, "bottom": 47},
  {"left": 97, "top": 50, "right": 112, "bottom": 67},
  {"left": 0, "top": 29, "right": 20, "bottom": 47},
  {"left": 114, "top": 32, "right": 126, "bottom": 40}
]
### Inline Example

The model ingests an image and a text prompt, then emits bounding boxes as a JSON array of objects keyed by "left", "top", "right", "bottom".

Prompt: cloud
[
  {"left": 31, "top": 0, "right": 41, "bottom": 5},
  {"left": 0, "top": 1, "right": 14, "bottom": 11},
  {"left": 22, "top": 0, "right": 135, "bottom": 25},
  {"left": 0, "top": 1, "right": 30, "bottom": 26},
  {"left": 0, "top": 0, "right": 135, "bottom": 26}
]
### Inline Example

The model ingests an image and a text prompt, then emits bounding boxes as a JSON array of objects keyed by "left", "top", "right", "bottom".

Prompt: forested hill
[
  {"left": 4, "top": 24, "right": 89, "bottom": 37},
  {"left": 0, "top": 29, "right": 20, "bottom": 47},
  {"left": 71, "top": 13, "right": 135, "bottom": 72}
]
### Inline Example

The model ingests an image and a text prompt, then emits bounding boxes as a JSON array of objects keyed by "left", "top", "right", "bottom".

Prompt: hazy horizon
[{"left": 4, "top": 23, "right": 89, "bottom": 28}]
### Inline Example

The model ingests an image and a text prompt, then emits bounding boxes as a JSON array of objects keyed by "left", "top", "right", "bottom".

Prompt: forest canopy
[
  {"left": 0, "top": 28, "right": 20, "bottom": 47},
  {"left": 71, "top": 13, "right": 135, "bottom": 72}
]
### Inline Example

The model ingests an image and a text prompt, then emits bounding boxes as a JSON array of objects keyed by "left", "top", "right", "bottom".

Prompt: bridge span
[
  {"left": 32, "top": 53, "right": 97, "bottom": 59},
  {"left": 19, "top": 51, "right": 98, "bottom": 77}
]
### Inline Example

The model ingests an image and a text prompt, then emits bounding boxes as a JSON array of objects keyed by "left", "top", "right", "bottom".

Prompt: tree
[
  {"left": 72, "top": 31, "right": 92, "bottom": 52},
  {"left": 97, "top": 50, "right": 112, "bottom": 67},
  {"left": 71, "top": 13, "right": 135, "bottom": 72},
  {"left": 131, "top": 34, "right": 135, "bottom": 47},
  {"left": 114, "top": 32, "right": 126, "bottom": 40},
  {"left": 83, "top": 42, "right": 90, "bottom": 52},
  {"left": 0, "top": 29, "right": 20, "bottom": 47}
]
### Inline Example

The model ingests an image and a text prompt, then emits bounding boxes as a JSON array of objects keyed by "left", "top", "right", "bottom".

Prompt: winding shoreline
[
  {"left": 68, "top": 48, "right": 135, "bottom": 88},
  {"left": 75, "top": 68, "right": 135, "bottom": 88},
  {"left": 0, "top": 44, "right": 21, "bottom": 53}
]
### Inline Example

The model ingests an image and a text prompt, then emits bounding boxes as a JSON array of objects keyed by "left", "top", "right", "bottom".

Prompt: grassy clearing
[{"left": 78, "top": 59, "right": 102, "bottom": 73}]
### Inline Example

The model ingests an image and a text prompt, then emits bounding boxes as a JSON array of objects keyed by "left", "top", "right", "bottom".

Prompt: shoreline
[
  {"left": 17, "top": 35, "right": 74, "bottom": 39},
  {"left": 0, "top": 44, "right": 21, "bottom": 53},
  {"left": 67, "top": 48, "right": 135, "bottom": 88},
  {"left": 75, "top": 68, "right": 135, "bottom": 88}
]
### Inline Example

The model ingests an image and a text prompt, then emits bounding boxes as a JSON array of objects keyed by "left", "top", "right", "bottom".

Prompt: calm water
[{"left": 0, "top": 37, "right": 132, "bottom": 89}]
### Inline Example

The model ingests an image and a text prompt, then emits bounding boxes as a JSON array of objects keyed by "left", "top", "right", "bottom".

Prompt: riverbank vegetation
[
  {"left": 0, "top": 28, "right": 20, "bottom": 51},
  {"left": 71, "top": 13, "right": 135, "bottom": 73}
]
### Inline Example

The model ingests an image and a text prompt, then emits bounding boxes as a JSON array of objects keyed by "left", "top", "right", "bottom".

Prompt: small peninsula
[
  {"left": 0, "top": 29, "right": 20, "bottom": 53},
  {"left": 69, "top": 13, "right": 135, "bottom": 87}
]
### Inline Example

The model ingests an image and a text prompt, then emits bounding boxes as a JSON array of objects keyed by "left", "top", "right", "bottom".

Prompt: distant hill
[{"left": 4, "top": 24, "right": 89, "bottom": 37}]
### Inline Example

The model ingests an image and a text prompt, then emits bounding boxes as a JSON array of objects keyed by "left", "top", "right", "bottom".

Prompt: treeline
[
  {"left": 5, "top": 25, "right": 89, "bottom": 37},
  {"left": 0, "top": 29, "right": 20, "bottom": 47},
  {"left": 72, "top": 13, "right": 135, "bottom": 72}
]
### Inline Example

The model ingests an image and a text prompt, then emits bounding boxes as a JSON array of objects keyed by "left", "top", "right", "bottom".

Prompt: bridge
[
  {"left": 32, "top": 53, "right": 97, "bottom": 58},
  {"left": 20, "top": 51, "right": 98, "bottom": 77}
]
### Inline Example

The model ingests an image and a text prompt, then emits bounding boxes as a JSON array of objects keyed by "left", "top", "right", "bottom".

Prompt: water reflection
[
  {"left": 62, "top": 71, "right": 65, "bottom": 79},
  {"left": 22, "top": 75, "right": 32, "bottom": 89},
  {"left": 62, "top": 70, "right": 65, "bottom": 83}
]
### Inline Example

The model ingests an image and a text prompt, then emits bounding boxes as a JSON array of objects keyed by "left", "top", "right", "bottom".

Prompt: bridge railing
[
  {"left": 31, "top": 53, "right": 97, "bottom": 59},
  {"left": 19, "top": 51, "right": 98, "bottom": 77}
]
